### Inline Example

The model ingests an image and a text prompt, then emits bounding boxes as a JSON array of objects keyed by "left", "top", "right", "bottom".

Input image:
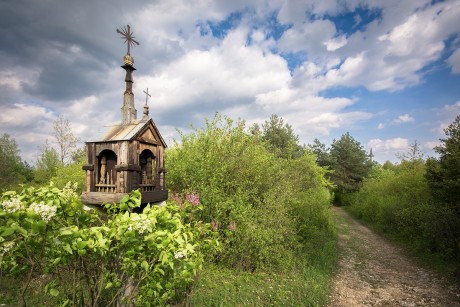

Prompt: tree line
[
  {"left": 2, "top": 111, "right": 459, "bottom": 304},
  {"left": 256, "top": 113, "right": 460, "bottom": 270},
  {"left": 2, "top": 112, "right": 459, "bottom": 273},
  {"left": 0, "top": 115, "right": 85, "bottom": 193},
  {"left": 1, "top": 113, "right": 337, "bottom": 305},
  {"left": 338, "top": 116, "right": 460, "bottom": 273}
]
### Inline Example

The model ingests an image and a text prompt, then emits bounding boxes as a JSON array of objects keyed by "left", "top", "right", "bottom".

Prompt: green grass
[
  {"left": 0, "top": 274, "right": 60, "bottom": 306},
  {"left": 187, "top": 236, "right": 337, "bottom": 306}
]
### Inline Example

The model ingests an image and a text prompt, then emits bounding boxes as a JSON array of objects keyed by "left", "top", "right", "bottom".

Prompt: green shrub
[
  {"left": 0, "top": 184, "right": 218, "bottom": 306},
  {"left": 166, "top": 114, "right": 333, "bottom": 271},
  {"left": 347, "top": 166, "right": 435, "bottom": 251}
]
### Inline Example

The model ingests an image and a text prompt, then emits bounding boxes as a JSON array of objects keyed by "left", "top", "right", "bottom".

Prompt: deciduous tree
[
  {"left": 0, "top": 134, "right": 32, "bottom": 190},
  {"left": 53, "top": 115, "right": 78, "bottom": 166},
  {"left": 397, "top": 140, "right": 425, "bottom": 175},
  {"left": 35, "top": 141, "right": 60, "bottom": 184}
]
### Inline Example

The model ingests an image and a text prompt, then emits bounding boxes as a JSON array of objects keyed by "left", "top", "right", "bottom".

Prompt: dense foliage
[
  {"left": 0, "top": 134, "right": 33, "bottom": 191},
  {"left": 259, "top": 114, "right": 305, "bottom": 159},
  {"left": 425, "top": 115, "right": 460, "bottom": 260},
  {"left": 166, "top": 115, "right": 334, "bottom": 271},
  {"left": 346, "top": 164, "right": 433, "bottom": 249},
  {"left": 0, "top": 116, "right": 82, "bottom": 192},
  {"left": 0, "top": 184, "right": 218, "bottom": 305},
  {"left": 347, "top": 117, "right": 460, "bottom": 265},
  {"left": 329, "top": 132, "right": 372, "bottom": 194},
  {"left": 306, "top": 133, "right": 372, "bottom": 205}
]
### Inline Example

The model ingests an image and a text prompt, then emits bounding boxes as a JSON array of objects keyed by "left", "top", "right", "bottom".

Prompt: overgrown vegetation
[
  {"left": 167, "top": 115, "right": 337, "bottom": 304},
  {"left": 0, "top": 133, "right": 34, "bottom": 192},
  {"left": 0, "top": 115, "right": 83, "bottom": 191},
  {"left": 1, "top": 113, "right": 337, "bottom": 305},
  {"left": 0, "top": 184, "right": 218, "bottom": 305},
  {"left": 342, "top": 116, "right": 460, "bottom": 275}
]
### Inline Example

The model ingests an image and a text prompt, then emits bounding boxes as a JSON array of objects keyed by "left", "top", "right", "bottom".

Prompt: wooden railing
[
  {"left": 139, "top": 184, "right": 155, "bottom": 192},
  {"left": 140, "top": 170, "right": 155, "bottom": 192},
  {"left": 96, "top": 171, "right": 116, "bottom": 193}
]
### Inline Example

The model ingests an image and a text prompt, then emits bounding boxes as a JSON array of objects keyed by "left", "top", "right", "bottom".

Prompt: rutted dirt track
[{"left": 329, "top": 206, "right": 460, "bottom": 307}]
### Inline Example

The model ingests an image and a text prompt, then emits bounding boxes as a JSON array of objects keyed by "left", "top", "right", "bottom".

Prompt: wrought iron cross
[
  {"left": 143, "top": 88, "right": 151, "bottom": 104},
  {"left": 116, "top": 25, "right": 140, "bottom": 55}
]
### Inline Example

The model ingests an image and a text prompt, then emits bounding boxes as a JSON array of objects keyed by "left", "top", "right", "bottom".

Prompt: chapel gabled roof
[{"left": 86, "top": 118, "right": 167, "bottom": 148}]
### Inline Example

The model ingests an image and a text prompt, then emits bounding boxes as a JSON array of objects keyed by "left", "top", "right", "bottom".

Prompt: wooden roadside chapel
[{"left": 81, "top": 25, "right": 168, "bottom": 206}]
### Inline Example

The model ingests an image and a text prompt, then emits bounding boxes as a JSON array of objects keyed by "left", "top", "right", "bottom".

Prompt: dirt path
[{"left": 329, "top": 206, "right": 460, "bottom": 307}]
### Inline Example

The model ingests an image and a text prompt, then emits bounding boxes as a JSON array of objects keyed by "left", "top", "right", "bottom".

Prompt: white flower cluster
[
  {"left": 0, "top": 241, "right": 15, "bottom": 256},
  {"left": 128, "top": 214, "right": 151, "bottom": 234},
  {"left": 1, "top": 198, "right": 23, "bottom": 213},
  {"left": 174, "top": 250, "right": 186, "bottom": 259},
  {"left": 29, "top": 203, "right": 57, "bottom": 222},
  {"left": 62, "top": 182, "right": 79, "bottom": 202}
]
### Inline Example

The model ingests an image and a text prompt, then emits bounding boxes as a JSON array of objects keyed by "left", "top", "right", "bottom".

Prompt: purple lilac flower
[
  {"left": 211, "top": 220, "right": 219, "bottom": 231},
  {"left": 185, "top": 193, "right": 200, "bottom": 207},
  {"left": 229, "top": 221, "right": 236, "bottom": 232},
  {"left": 170, "top": 192, "right": 183, "bottom": 206}
]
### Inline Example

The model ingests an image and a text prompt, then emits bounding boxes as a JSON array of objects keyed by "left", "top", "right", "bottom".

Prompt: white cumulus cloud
[{"left": 393, "top": 114, "right": 415, "bottom": 124}]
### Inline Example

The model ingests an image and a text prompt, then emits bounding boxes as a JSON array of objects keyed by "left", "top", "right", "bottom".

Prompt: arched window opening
[
  {"left": 96, "top": 150, "right": 117, "bottom": 192},
  {"left": 139, "top": 149, "right": 155, "bottom": 191}
]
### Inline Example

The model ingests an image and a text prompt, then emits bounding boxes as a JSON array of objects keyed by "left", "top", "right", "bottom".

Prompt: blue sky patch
[{"left": 326, "top": 7, "right": 382, "bottom": 36}]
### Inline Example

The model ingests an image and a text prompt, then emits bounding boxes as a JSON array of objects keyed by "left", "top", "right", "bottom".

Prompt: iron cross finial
[
  {"left": 143, "top": 88, "right": 152, "bottom": 105},
  {"left": 116, "top": 25, "right": 140, "bottom": 55}
]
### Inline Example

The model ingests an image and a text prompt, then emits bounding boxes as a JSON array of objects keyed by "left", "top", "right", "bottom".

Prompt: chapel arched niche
[
  {"left": 97, "top": 149, "right": 117, "bottom": 192},
  {"left": 139, "top": 149, "right": 156, "bottom": 192}
]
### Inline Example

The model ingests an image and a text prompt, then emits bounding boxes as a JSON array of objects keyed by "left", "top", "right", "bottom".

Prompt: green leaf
[
  {"left": 120, "top": 202, "right": 128, "bottom": 211},
  {"left": 141, "top": 260, "right": 149, "bottom": 272},
  {"left": 155, "top": 267, "right": 165, "bottom": 276},
  {"left": 59, "top": 229, "right": 74, "bottom": 236},
  {"left": 32, "top": 221, "right": 46, "bottom": 233},
  {"left": 64, "top": 244, "right": 72, "bottom": 254},
  {"left": 52, "top": 257, "right": 61, "bottom": 265},
  {"left": 12, "top": 224, "right": 28, "bottom": 237},
  {"left": 105, "top": 282, "right": 113, "bottom": 289},
  {"left": 76, "top": 241, "right": 87, "bottom": 250},
  {"left": 1, "top": 228, "right": 14, "bottom": 237},
  {"left": 49, "top": 288, "right": 59, "bottom": 297}
]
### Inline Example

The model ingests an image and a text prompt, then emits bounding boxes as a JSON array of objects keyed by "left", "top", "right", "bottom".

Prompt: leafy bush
[
  {"left": 0, "top": 183, "right": 217, "bottom": 306},
  {"left": 50, "top": 155, "right": 86, "bottom": 193},
  {"left": 347, "top": 165, "right": 436, "bottom": 253},
  {"left": 166, "top": 115, "right": 334, "bottom": 271}
]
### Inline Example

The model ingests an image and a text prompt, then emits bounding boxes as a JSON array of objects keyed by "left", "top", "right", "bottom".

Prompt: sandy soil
[{"left": 329, "top": 206, "right": 460, "bottom": 307}]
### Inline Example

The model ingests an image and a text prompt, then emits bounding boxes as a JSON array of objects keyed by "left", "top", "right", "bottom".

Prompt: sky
[{"left": 1, "top": 0, "right": 460, "bottom": 164}]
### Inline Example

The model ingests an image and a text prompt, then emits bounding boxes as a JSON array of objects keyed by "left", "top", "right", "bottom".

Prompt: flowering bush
[
  {"left": 28, "top": 202, "right": 57, "bottom": 222},
  {"left": 0, "top": 183, "right": 219, "bottom": 306},
  {"left": 167, "top": 115, "right": 333, "bottom": 271},
  {"left": 1, "top": 198, "right": 23, "bottom": 213}
]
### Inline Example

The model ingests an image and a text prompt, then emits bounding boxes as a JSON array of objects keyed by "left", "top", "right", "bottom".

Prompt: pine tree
[{"left": 329, "top": 132, "right": 372, "bottom": 193}]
